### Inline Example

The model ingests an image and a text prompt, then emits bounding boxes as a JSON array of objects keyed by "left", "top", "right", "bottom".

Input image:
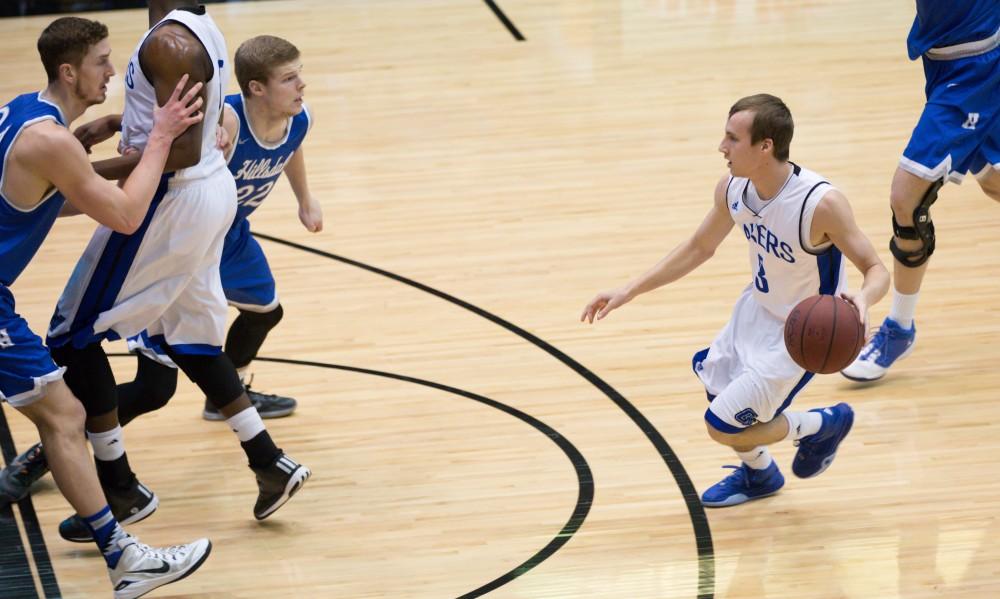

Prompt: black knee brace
[
  {"left": 49, "top": 342, "right": 119, "bottom": 418},
  {"left": 225, "top": 304, "right": 284, "bottom": 369},
  {"left": 164, "top": 348, "right": 245, "bottom": 410},
  {"left": 890, "top": 178, "right": 944, "bottom": 268}
]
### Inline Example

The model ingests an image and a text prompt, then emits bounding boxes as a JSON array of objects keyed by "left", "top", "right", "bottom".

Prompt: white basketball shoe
[{"left": 109, "top": 534, "right": 211, "bottom": 599}]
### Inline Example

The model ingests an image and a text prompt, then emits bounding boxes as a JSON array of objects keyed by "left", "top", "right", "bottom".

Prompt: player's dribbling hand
[
  {"left": 580, "top": 289, "right": 631, "bottom": 324},
  {"left": 299, "top": 197, "right": 323, "bottom": 233},
  {"left": 839, "top": 290, "right": 869, "bottom": 338},
  {"left": 151, "top": 74, "right": 204, "bottom": 140}
]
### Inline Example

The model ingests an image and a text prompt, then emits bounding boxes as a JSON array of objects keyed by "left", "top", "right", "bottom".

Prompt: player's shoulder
[
  {"left": 141, "top": 23, "right": 212, "bottom": 78},
  {"left": 15, "top": 118, "right": 74, "bottom": 154},
  {"left": 788, "top": 163, "right": 832, "bottom": 188},
  {"left": 224, "top": 93, "right": 243, "bottom": 110}
]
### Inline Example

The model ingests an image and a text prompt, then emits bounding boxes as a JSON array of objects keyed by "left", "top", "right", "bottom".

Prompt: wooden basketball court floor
[{"left": 2, "top": 1, "right": 1000, "bottom": 597}]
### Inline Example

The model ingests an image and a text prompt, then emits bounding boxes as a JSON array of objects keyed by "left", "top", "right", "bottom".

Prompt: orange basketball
[{"left": 784, "top": 295, "right": 865, "bottom": 374}]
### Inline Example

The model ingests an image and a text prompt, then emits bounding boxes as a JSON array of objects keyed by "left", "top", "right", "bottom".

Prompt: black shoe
[
  {"left": 202, "top": 385, "right": 298, "bottom": 421},
  {"left": 59, "top": 477, "right": 159, "bottom": 543},
  {"left": 0, "top": 442, "right": 49, "bottom": 506},
  {"left": 251, "top": 453, "right": 310, "bottom": 520}
]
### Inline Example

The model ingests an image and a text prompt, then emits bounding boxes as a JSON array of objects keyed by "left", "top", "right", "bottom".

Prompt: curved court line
[
  {"left": 254, "top": 231, "right": 716, "bottom": 598},
  {"left": 252, "top": 357, "right": 592, "bottom": 598}
]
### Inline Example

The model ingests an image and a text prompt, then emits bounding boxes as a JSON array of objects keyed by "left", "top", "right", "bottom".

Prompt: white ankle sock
[
  {"left": 888, "top": 290, "right": 919, "bottom": 328},
  {"left": 782, "top": 411, "right": 823, "bottom": 442},
  {"left": 226, "top": 407, "right": 266, "bottom": 442},
  {"left": 736, "top": 447, "right": 773, "bottom": 470},
  {"left": 88, "top": 426, "right": 125, "bottom": 461}
]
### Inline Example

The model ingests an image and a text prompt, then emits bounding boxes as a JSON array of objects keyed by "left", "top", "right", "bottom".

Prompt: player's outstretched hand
[
  {"left": 151, "top": 74, "right": 204, "bottom": 141},
  {"left": 839, "top": 290, "right": 869, "bottom": 336},
  {"left": 581, "top": 288, "right": 632, "bottom": 324}
]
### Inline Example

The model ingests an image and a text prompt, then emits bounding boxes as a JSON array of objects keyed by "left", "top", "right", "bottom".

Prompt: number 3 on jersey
[
  {"left": 236, "top": 181, "right": 275, "bottom": 209},
  {"left": 754, "top": 254, "right": 769, "bottom": 293}
]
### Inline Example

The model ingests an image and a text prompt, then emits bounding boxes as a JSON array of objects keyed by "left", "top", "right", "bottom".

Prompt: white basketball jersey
[
  {"left": 120, "top": 7, "right": 228, "bottom": 182},
  {"left": 726, "top": 163, "right": 847, "bottom": 320}
]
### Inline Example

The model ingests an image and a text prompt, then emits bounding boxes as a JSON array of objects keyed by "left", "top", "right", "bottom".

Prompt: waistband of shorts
[{"left": 926, "top": 26, "right": 1000, "bottom": 60}]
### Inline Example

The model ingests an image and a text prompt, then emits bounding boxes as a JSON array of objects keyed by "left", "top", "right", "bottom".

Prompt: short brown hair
[
  {"left": 234, "top": 35, "right": 301, "bottom": 96},
  {"left": 37, "top": 17, "right": 108, "bottom": 84},
  {"left": 728, "top": 94, "right": 794, "bottom": 161}
]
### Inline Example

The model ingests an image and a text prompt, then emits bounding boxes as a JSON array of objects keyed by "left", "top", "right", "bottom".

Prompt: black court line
[
  {"left": 250, "top": 357, "right": 592, "bottom": 598},
  {"left": 482, "top": 0, "right": 525, "bottom": 41},
  {"left": 0, "top": 405, "right": 60, "bottom": 599},
  {"left": 254, "top": 231, "right": 715, "bottom": 598}
]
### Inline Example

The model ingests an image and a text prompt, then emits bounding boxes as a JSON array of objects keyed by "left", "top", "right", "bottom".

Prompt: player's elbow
[
  {"left": 690, "top": 241, "right": 716, "bottom": 263},
  {"left": 108, "top": 216, "right": 142, "bottom": 235},
  {"left": 105, "top": 207, "right": 145, "bottom": 234}
]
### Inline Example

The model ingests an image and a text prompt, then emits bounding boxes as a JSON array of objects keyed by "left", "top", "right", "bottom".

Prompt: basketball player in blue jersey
[
  {"left": 29, "top": 1, "right": 310, "bottom": 543},
  {"left": 843, "top": 1, "right": 1000, "bottom": 382},
  {"left": 0, "top": 16, "right": 211, "bottom": 597},
  {"left": 582, "top": 95, "right": 889, "bottom": 507},
  {"left": 1, "top": 35, "right": 319, "bottom": 518},
  {"left": 121, "top": 34, "right": 320, "bottom": 423}
]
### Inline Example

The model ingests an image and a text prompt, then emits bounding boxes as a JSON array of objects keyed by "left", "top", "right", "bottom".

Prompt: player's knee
[
  {"left": 978, "top": 174, "right": 1000, "bottom": 203},
  {"left": 238, "top": 303, "right": 283, "bottom": 331},
  {"left": 145, "top": 374, "right": 178, "bottom": 411},
  {"left": 705, "top": 419, "right": 743, "bottom": 447},
  {"left": 889, "top": 187, "right": 919, "bottom": 225},
  {"left": 34, "top": 384, "right": 87, "bottom": 439},
  {"left": 171, "top": 352, "right": 244, "bottom": 405}
]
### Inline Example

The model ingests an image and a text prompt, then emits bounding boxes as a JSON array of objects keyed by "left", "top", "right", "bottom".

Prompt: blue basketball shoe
[
  {"left": 701, "top": 462, "right": 784, "bottom": 507},
  {"left": 841, "top": 317, "right": 915, "bottom": 382},
  {"left": 792, "top": 403, "right": 854, "bottom": 479}
]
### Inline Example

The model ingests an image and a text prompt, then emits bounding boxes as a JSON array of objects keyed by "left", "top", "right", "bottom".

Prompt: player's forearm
[
  {"left": 116, "top": 134, "right": 172, "bottom": 230},
  {"left": 624, "top": 240, "right": 712, "bottom": 299},
  {"left": 858, "top": 262, "right": 890, "bottom": 308},
  {"left": 92, "top": 153, "right": 141, "bottom": 180},
  {"left": 285, "top": 150, "right": 311, "bottom": 203}
]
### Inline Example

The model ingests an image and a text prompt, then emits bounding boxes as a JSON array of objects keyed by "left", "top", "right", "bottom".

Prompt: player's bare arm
[
  {"left": 810, "top": 189, "right": 889, "bottom": 325},
  {"left": 73, "top": 113, "right": 122, "bottom": 154},
  {"left": 90, "top": 25, "right": 212, "bottom": 180},
  {"left": 581, "top": 174, "right": 735, "bottom": 323},
  {"left": 22, "top": 76, "right": 202, "bottom": 233},
  {"left": 216, "top": 103, "right": 238, "bottom": 158},
  {"left": 284, "top": 147, "right": 322, "bottom": 233}
]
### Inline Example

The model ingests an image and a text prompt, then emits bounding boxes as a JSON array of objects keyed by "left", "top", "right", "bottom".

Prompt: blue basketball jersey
[
  {"left": 0, "top": 93, "right": 67, "bottom": 288},
  {"left": 907, "top": 0, "right": 1000, "bottom": 60},
  {"left": 225, "top": 93, "right": 311, "bottom": 222}
]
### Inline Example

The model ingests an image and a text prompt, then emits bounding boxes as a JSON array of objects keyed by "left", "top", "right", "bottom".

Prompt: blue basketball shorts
[
  {"left": 901, "top": 46, "right": 1000, "bottom": 183},
  {"left": 220, "top": 217, "right": 278, "bottom": 312},
  {"left": 0, "top": 288, "right": 64, "bottom": 408}
]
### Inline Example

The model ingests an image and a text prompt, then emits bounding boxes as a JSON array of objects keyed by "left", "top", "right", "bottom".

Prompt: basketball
[{"left": 784, "top": 295, "right": 865, "bottom": 374}]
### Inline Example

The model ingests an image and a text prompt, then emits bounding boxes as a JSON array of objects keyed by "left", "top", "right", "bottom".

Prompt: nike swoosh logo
[{"left": 126, "top": 559, "right": 170, "bottom": 574}]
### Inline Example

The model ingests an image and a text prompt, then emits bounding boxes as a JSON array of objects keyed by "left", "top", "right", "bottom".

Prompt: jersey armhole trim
[{"left": 797, "top": 181, "right": 833, "bottom": 256}]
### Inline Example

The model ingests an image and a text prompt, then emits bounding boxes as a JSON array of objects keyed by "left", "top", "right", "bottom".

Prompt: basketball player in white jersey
[
  {"left": 581, "top": 94, "right": 889, "bottom": 507},
  {"left": 42, "top": 1, "right": 310, "bottom": 542},
  {"left": 1, "top": 16, "right": 210, "bottom": 597}
]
